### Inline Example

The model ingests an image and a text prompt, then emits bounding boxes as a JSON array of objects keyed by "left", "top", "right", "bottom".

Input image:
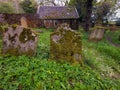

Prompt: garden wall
[
  {"left": 0, "top": 13, "right": 44, "bottom": 28},
  {"left": 0, "top": 14, "right": 79, "bottom": 30}
]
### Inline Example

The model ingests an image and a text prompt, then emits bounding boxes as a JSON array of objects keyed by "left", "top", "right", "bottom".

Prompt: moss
[
  {"left": 11, "top": 24, "right": 18, "bottom": 30},
  {"left": 24, "top": 48, "right": 35, "bottom": 56},
  {"left": 0, "top": 25, "right": 8, "bottom": 32},
  {"left": 3, "top": 47, "right": 35, "bottom": 56},
  {"left": 0, "top": 24, "right": 18, "bottom": 33},
  {"left": 3, "top": 48, "right": 19, "bottom": 56},
  {"left": 0, "top": 25, "right": 2, "bottom": 30},
  {"left": 90, "top": 25, "right": 108, "bottom": 31},
  {"left": 19, "top": 28, "right": 37, "bottom": 43},
  {"left": 50, "top": 28, "right": 82, "bottom": 64},
  {"left": 4, "top": 27, "right": 8, "bottom": 32},
  {"left": 0, "top": 26, "right": 3, "bottom": 35}
]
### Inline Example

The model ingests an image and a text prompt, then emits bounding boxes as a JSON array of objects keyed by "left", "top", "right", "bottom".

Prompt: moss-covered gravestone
[
  {"left": 50, "top": 23, "right": 82, "bottom": 64},
  {"left": 2, "top": 25, "right": 38, "bottom": 56}
]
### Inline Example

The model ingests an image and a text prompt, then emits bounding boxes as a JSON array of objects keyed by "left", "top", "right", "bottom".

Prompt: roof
[{"left": 37, "top": 6, "right": 79, "bottom": 19}]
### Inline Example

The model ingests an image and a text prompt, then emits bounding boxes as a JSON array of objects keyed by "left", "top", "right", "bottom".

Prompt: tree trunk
[{"left": 84, "top": 0, "right": 93, "bottom": 32}]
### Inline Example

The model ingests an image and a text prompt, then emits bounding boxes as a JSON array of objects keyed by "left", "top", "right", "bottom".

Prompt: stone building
[{"left": 37, "top": 6, "right": 79, "bottom": 30}]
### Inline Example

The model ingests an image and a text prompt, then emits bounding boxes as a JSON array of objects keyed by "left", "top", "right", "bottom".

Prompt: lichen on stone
[
  {"left": 11, "top": 24, "right": 18, "bottom": 30},
  {"left": 19, "top": 28, "right": 37, "bottom": 43},
  {"left": 2, "top": 25, "right": 38, "bottom": 56},
  {"left": 50, "top": 23, "right": 82, "bottom": 64}
]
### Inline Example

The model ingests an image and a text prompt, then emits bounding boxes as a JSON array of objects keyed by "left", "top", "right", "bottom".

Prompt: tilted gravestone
[
  {"left": 20, "top": 17, "right": 28, "bottom": 28},
  {"left": 2, "top": 25, "right": 38, "bottom": 56},
  {"left": 89, "top": 27, "right": 105, "bottom": 42},
  {"left": 50, "top": 23, "right": 82, "bottom": 64}
]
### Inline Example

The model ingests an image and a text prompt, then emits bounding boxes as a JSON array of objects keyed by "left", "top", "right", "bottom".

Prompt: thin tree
[{"left": 84, "top": 0, "right": 93, "bottom": 32}]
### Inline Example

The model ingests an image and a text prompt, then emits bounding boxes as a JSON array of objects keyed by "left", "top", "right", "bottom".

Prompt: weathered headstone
[
  {"left": 2, "top": 25, "right": 38, "bottom": 56},
  {"left": 20, "top": 17, "right": 28, "bottom": 28},
  {"left": 50, "top": 23, "right": 82, "bottom": 64},
  {"left": 89, "top": 27, "right": 105, "bottom": 42}
]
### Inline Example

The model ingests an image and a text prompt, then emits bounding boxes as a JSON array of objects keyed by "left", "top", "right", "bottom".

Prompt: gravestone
[
  {"left": 2, "top": 25, "right": 38, "bottom": 56},
  {"left": 20, "top": 17, "right": 28, "bottom": 28},
  {"left": 50, "top": 23, "right": 82, "bottom": 64},
  {"left": 89, "top": 27, "right": 105, "bottom": 42}
]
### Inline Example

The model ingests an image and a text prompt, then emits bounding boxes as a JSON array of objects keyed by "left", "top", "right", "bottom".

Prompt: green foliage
[
  {"left": 0, "top": 2, "right": 14, "bottom": 13},
  {"left": 69, "top": 0, "right": 87, "bottom": 21},
  {"left": 36, "top": 30, "right": 50, "bottom": 59},
  {"left": 94, "top": 0, "right": 119, "bottom": 24},
  {"left": 81, "top": 29, "right": 120, "bottom": 78},
  {"left": 20, "top": 0, "right": 37, "bottom": 13},
  {"left": 106, "top": 30, "right": 120, "bottom": 45},
  {"left": 0, "top": 56, "right": 119, "bottom": 90},
  {"left": 0, "top": 28, "right": 120, "bottom": 89}
]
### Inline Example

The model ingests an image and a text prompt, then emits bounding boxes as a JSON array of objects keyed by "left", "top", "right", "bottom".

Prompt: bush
[
  {"left": 20, "top": 0, "right": 37, "bottom": 13},
  {"left": 0, "top": 2, "right": 14, "bottom": 13}
]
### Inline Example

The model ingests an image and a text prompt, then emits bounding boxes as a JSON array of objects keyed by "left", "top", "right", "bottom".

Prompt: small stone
[{"left": 20, "top": 17, "right": 28, "bottom": 28}]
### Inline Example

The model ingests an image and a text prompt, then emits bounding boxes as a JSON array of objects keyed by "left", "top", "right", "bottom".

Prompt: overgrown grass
[
  {"left": 0, "top": 28, "right": 120, "bottom": 90},
  {"left": 81, "top": 29, "right": 120, "bottom": 79},
  {"left": 0, "top": 56, "right": 120, "bottom": 90},
  {"left": 36, "top": 30, "right": 51, "bottom": 59},
  {"left": 106, "top": 30, "right": 120, "bottom": 45}
]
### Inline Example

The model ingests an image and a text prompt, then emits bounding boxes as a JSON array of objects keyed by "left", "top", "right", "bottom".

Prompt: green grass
[
  {"left": 1, "top": 56, "right": 119, "bottom": 90},
  {"left": 106, "top": 30, "right": 120, "bottom": 45},
  {"left": 0, "top": 28, "right": 120, "bottom": 90},
  {"left": 36, "top": 30, "right": 51, "bottom": 59},
  {"left": 81, "top": 29, "right": 120, "bottom": 77}
]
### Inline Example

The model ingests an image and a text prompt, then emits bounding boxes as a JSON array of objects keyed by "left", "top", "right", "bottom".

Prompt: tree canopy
[{"left": 20, "top": 0, "right": 37, "bottom": 13}]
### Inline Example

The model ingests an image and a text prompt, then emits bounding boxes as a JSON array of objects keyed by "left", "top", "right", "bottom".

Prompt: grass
[
  {"left": 80, "top": 28, "right": 120, "bottom": 77},
  {"left": 0, "top": 28, "right": 120, "bottom": 90},
  {"left": 106, "top": 30, "right": 120, "bottom": 45},
  {"left": 1, "top": 56, "right": 119, "bottom": 90}
]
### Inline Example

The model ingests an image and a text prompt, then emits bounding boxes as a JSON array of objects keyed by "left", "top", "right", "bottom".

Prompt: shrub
[
  {"left": 20, "top": 0, "right": 37, "bottom": 13},
  {"left": 0, "top": 2, "right": 14, "bottom": 13}
]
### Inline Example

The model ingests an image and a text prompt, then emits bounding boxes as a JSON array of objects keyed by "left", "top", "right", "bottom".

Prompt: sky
[
  {"left": 37, "top": 0, "right": 120, "bottom": 18},
  {"left": 97, "top": 0, "right": 120, "bottom": 18}
]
